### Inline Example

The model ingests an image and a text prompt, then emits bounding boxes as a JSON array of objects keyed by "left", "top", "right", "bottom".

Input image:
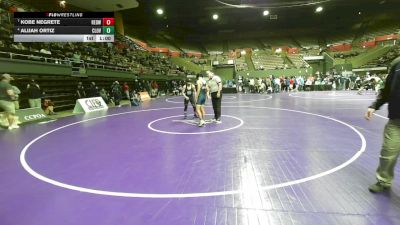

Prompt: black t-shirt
[
  {"left": 27, "top": 84, "right": 42, "bottom": 99},
  {"left": 77, "top": 86, "right": 85, "bottom": 97}
]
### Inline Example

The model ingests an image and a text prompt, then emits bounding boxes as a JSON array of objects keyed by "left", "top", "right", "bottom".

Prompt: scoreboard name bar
[
  {"left": 14, "top": 26, "right": 115, "bottom": 35},
  {"left": 14, "top": 12, "right": 114, "bottom": 18},
  {"left": 15, "top": 18, "right": 115, "bottom": 26},
  {"left": 14, "top": 35, "right": 114, "bottom": 42}
]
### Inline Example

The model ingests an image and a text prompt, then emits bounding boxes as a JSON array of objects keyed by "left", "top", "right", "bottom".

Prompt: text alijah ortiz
[{"left": 19, "top": 28, "right": 55, "bottom": 34}]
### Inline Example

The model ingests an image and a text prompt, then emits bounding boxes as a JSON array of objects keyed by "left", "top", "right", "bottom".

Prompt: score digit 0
[
  {"left": 102, "top": 18, "right": 115, "bottom": 26},
  {"left": 103, "top": 26, "right": 115, "bottom": 34}
]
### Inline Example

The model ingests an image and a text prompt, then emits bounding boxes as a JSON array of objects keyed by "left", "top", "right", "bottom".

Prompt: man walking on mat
[
  {"left": 206, "top": 71, "right": 223, "bottom": 124},
  {"left": 365, "top": 57, "right": 400, "bottom": 193}
]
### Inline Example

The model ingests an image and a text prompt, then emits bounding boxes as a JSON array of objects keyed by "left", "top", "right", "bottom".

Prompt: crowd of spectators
[
  {"left": 72, "top": 78, "right": 187, "bottom": 107},
  {"left": 334, "top": 51, "right": 360, "bottom": 59},
  {"left": 375, "top": 45, "right": 400, "bottom": 66},
  {"left": 360, "top": 45, "right": 400, "bottom": 68},
  {"left": 235, "top": 72, "right": 386, "bottom": 94}
]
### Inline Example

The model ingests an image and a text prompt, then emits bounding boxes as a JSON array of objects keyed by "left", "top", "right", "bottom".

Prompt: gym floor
[{"left": 1, "top": 91, "right": 399, "bottom": 225}]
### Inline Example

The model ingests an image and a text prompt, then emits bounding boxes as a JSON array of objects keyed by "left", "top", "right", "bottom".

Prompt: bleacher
[
  {"left": 145, "top": 36, "right": 180, "bottom": 52},
  {"left": 361, "top": 45, "right": 400, "bottom": 68},
  {"left": 176, "top": 41, "right": 203, "bottom": 54},
  {"left": 361, "top": 25, "right": 399, "bottom": 42},
  {"left": 261, "top": 37, "right": 297, "bottom": 48},
  {"left": 235, "top": 56, "right": 248, "bottom": 71},
  {"left": 332, "top": 49, "right": 366, "bottom": 59},
  {"left": 287, "top": 54, "right": 308, "bottom": 68},
  {"left": 251, "top": 51, "right": 284, "bottom": 70},
  {"left": 9, "top": 74, "right": 179, "bottom": 112},
  {"left": 296, "top": 37, "right": 319, "bottom": 49},
  {"left": 326, "top": 34, "right": 354, "bottom": 46},
  {"left": 210, "top": 54, "right": 230, "bottom": 65}
]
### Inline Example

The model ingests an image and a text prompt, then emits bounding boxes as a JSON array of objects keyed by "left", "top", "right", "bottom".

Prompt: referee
[{"left": 206, "top": 70, "right": 223, "bottom": 123}]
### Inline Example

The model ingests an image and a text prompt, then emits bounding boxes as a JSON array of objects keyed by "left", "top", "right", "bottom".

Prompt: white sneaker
[
  {"left": 8, "top": 125, "right": 19, "bottom": 130},
  {"left": 215, "top": 119, "right": 222, "bottom": 124},
  {"left": 198, "top": 120, "right": 205, "bottom": 127},
  {"left": 9, "top": 124, "right": 20, "bottom": 129}
]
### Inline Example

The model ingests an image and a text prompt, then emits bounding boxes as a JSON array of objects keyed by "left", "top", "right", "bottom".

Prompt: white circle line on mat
[
  {"left": 165, "top": 94, "right": 272, "bottom": 104},
  {"left": 20, "top": 106, "right": 366, "bottom": 198},
  {"left": 148, "top": 114, "right": 244, "bottom": 135}
]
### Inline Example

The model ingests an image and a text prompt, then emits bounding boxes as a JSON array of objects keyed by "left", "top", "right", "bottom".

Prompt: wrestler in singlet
[
  {"left": 183, "top": 80, "right": 197, "bottom": 119},
  {"left": 196, "top": 74, "right": 209, "bottom": 127}
]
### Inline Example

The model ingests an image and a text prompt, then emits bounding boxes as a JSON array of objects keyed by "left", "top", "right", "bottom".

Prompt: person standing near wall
[
  {"left": 87, "top": 82, "right": 99, "bottom": 98},
  {"left": 26, "top": 79, "right": 42, "bottom": 108},
  {"left": 123, "top": 82, "right": 130, "bottom": 99},
  {"left": 11, "top": 85, "right": 20, "bottom": 110},
  {"left": 76, "top": 82, "right": 86, "bottom": 99},
  {"left": 111, "top": 81, "right": 122, "bottom": 107},
  {"left": 206, "top": 71, "right": 223, "bottom": 124}
]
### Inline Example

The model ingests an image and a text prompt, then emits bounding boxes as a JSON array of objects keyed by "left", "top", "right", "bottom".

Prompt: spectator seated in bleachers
[
  {"left": 86, "top": 82, "right": 99, "bottom": 98},
  {"left": 130, "top": 91, "right": 141, "bottom": 106},
  {"left": 334, "top": 51, "right": 360, "bottom": 59},
  {"left": 43, "top": 99, "right": 55, "bottom": 115},
  {"left": 99, "top": 88, "right": 111, "bottom": 104}
]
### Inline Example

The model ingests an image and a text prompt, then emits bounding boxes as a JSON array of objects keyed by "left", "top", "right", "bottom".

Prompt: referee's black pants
[{"left": 211, "top": 92, "right": 222, "bottom": 120}]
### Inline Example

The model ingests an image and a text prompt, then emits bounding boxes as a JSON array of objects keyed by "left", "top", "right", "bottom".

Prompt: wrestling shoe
[
  {"left": 198, "top": 120, "right": 205, "bottom": 127},
  {"left": 215, "top": 119, "right": 222, "bottom": 124},
  {"left": 368, "top": 182, "right": 390, "bottom": 193}
]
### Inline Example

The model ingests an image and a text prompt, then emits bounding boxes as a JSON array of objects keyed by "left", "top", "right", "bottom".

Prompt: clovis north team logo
[{"left": 85, "top": 99, "right": 104, "bottom": 110}]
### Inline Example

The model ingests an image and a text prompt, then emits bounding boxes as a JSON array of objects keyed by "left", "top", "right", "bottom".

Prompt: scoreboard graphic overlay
[{"left": 14, "top": 12, "right": 115, "bottom": 42}]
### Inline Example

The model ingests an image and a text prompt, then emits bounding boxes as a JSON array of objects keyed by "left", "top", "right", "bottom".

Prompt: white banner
[{"left": 73, "top": 97, "right": 108, "bottom": 113}]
